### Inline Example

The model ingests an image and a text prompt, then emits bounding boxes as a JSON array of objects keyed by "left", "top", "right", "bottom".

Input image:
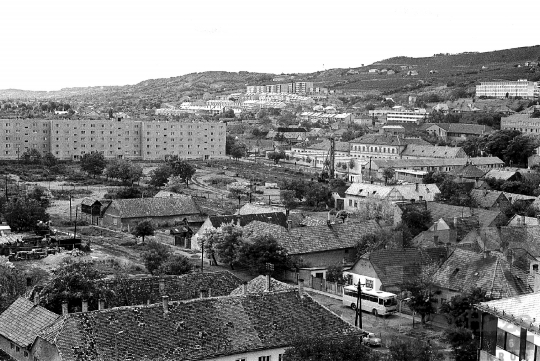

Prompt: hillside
[{"left": 1, "top": 45, "right": 539, "bottom": 112}]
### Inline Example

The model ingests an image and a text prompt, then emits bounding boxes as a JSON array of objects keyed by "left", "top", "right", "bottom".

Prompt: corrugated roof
[{"left": 0, "top": 297, "right": 59, "bottom": 347}]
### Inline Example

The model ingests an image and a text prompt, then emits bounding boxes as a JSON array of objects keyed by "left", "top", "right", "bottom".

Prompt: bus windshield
[{"left": 384, "top": 298, "right": 397, "bottom": 307}]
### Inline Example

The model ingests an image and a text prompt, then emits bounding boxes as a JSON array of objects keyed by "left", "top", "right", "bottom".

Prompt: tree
[
  {"left": 230, "top": 143, "right": 247, "bottom": 160},
  {"left": 39, "top": 261, "right": 110, "bottom": 313},
  {"left": 503, "top": 134, "right": 539, "bottom": 166},
  {"left": 141, "top": 241, "right": 170, "bottom": 275},
  {"left": 267, "top": 150, "right": 286, "bottom": 164},
  {"left": 280, "top": 179, "right": 307, "bottom": 200},
  {"left": 80, "top": 152, "right": 107, "bottom": 178},
  {"left": 4, "top": 197, "right": 49, "bottom": 231},
  {"left": 439, "top": 288, "right": 491, "bottom": 329},
  {"left": 211, "top": 222, "right": 244, "bottom": 269},
  {"left": 21, "top": 148, "right": 42, "bottom": 164},
  {"left": 133, "top": 220, "right": 155, "bottom": 243},
  {"left": 304, "top": 182, "right": 330, "bottom": 207},
  {"left": 227, "top": 182, "right": 249, "bottom": 199},
  {"left": 158, "top": 254, "right": 193, "bottom": 275},
  {"left": 403, "top": 263, "right": 439, "bottom": 324},
  {"left": 238, "top": 234, "right": 290, "bottom": 274},
  {"left": 383, "top": 167, "right": 395, "bottom": 185},
  {"left": 389, "top": 337, "right": 443, "bottom": 361},
  {"left": 43, "top": 152, "right": 59, "bottom": 167},
  {"left": 27, "top": 186, "right": 50, "bottom": 208},
  {"left": 105, "top": 159, "right": 142, "bottom": 184},
  {"left": 326, "top": 265, "right": 344, "bottom": 284},
  {"left": 445, "top": 328, "right": 478, "bottom": 361},
  {"left": 280, "top": 189, "right": 297, "bottom": 209},
  {"left": 283, "top": 334, "right": 376, "bottom": 361},
  {"left": 400, "top": 207, "right": 432, "bottom": 245},
  {"left": 355, "top": 230, "right": 391, "bottom": 258},
  {"left": 0, "top": 259, "right": 26, "bottom": 312},
  {"left": 149, "top": 163, "right": 173, "bottom": 187},
  {"left": 169, "top": 159, "right": 196, "bottom": 186},
  {"left": 483, "top": 130, "right": 520, "bottom": 160},
  {"left": 226, "top": 135, "right": 238, "bottom": 155}
]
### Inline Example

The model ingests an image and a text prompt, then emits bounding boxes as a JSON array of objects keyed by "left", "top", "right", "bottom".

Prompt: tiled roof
[
  {"left": 0, "top": 297, "right": 59, "bottom": 347},
  {"left": 350, "top": 134, "right": 407, "bottom": 146},
  {"left": 484, "top": 169, "right": 519, "bottom": 181},
  {"left": 154, "top": 191, "right": 189, "bottom": 198},
  {"left": 459, "top": 227, "right": 502, "bottom": 252},
  {"left": 80, "top": 198, "right": 101, "bottom": 207},
  {"left": 276, "top": 219, "right": 381, "bottom": 255},
  {"left": 345, "top": 183, "right": 394, "bottom": 199},
  {"left": 366, "top": 249, "right": 439, "bottom": 288},
  {"left": 242, "top": 221, "right": 288, "bottom": 238},
  {"left": 306, "top": 139, "right": 350, "bottom": 153},
  {"left": 207, "top": 212, "right": 288, "bottom": 229},
  {"left": 432, "top": 249, "right": 530, "bottom": 298},
  {"left": 371, "top": 157, "right": 503, "bottom": 169},
  {"left": 502, "top": 192, "right": 537, "bottom": 204},
  {"left": 502, "top": 225, "right": 540, "bottom": 257},
  {"left": 402, "top": 144, "right": 465, "bottom": 158},
  {"left": 345, "top": 183, "right": 440, "bottom": 202},
  {"left": 45, "top": 290, "right": 359, "bottom": 361},
  {"left": 477, "top": 293, "right": 540, "bottom": 334},
  {"left": 426, "top": 123, "right": 493, "bottom": 135},
  {"left": 236, "top": 203, "right": 285, "bottom": 215},
  {"left": 395, "top": 184, "right": 440, "bottom": 202},
  {"left": 507, "top": 214, "right": 539, "bottom": 226},
  {"left": 108, "top": 197, "right": 201, "bottom": 219},
  {"left": 229, "top": 276, "right": 294, "bottom": 295},
  {"left": 451, "top": 164, "right": 486, "bottom": 178},
  {"left": 426, "top": 202, "right": 504, "bottom": 228},
  {"left": 96, "top": 272, "right": 243, "bottom": 307},
  {"left": 470, "top": 190, "right": 506, "bottom": 208}
]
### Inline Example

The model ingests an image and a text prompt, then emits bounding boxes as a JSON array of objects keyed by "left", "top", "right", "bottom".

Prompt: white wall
[{"left": 207, "top": 347, "right": 286, "bottom": 361}]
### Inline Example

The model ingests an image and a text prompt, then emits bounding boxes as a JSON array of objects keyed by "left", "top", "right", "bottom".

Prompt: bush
[
  {"left": 141, "top": 241, "right": 170, "bottom": 275},
  {"left": 158, "top": 254, "right": 193, "bottom": 275}
]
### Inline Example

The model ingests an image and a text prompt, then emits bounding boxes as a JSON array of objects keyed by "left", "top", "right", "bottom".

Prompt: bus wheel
[
  {"left": 351, "top": 303, "right": 356, "bottom": 310},
  {"left": 372, "top": 309, "right": 378, "bottom": 317}
]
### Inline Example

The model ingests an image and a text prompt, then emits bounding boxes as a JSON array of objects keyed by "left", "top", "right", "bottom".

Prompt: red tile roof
[
  {"left": 43, "top": 291, "right": 359, "bottom": 361},
  {"left": 107, "top": 197, "right": 201, "bottom": 219},
  {"left": 0, "top": 297, "right": 59, "bottom": 347}
]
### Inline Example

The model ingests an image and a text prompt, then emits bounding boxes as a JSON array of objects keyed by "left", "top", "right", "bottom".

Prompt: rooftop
[
  {"left": 401, "top": 144, "right": 465, "bottom": 159},
  {"left": 106, "top": 197, "right": 201, "bottom": 219}
]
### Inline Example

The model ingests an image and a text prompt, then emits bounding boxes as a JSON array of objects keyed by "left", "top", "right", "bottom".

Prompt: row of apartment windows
[
  {"left": 352, "top": 145, "right": 397, "bottom": 153},
  {"left": 496, "top": 328, "right": 540, "bottom": 360}
]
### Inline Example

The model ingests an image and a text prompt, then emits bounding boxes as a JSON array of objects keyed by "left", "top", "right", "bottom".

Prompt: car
[{"left": 361, "top": 332, "right": 382, "bottom": 347}]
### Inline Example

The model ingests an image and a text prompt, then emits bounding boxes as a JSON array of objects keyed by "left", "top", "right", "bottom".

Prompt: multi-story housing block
[
  {"left": 0, "top": 119, "right": 226, "bottom": 161},
  {"left": 501, "top": 113, "right": 540, "bottom": 136},
  {"left": 476, "top": 79, "right": 538, "bottom": 99},
  {"left": 1, "top": 119, "right": 50, "bottom": 160}
]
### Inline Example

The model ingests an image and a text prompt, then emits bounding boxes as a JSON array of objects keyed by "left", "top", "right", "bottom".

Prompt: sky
[{"left": 1, "top": 0, "right": 539, "bottom": 91}]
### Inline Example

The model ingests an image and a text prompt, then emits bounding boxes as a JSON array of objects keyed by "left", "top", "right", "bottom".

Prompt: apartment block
[
  {"left": 476, "top": 79, "right": 538, "bottom": 99},
  {"left": 0, "top": 119, "right": 226, "bottom": 161},
  {"left": 1, "top": 119, "right": 50, "bottom": 160},
  {"left": 501, "top": 113, "right": 540, "bottom": 136}
]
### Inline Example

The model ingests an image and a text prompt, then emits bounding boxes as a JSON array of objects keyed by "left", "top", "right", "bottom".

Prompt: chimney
[
  {"left": 242, "top": 282, "right": 248, "bottom": 295},
  {"left": 159, "top": 279, "right": 165, "bottom": 294},
  {"left": 453, "top": 217, "right": 458, "bottom": 228},
  {"left": 200, "top": 289, "right": 206, "bottom": 299},
  {"left": 531, "top": 262, "right": 540, "bottom": 292},
  {"left": 517, "top": 217, "right": 522, "bottom": 226},
  {"left": 98, "top": 299, "right": 105, "bottom": 310},
  {"left": 62, "top": 302, "right": 68, "bottom": 316},
  {"left": 162, "top": 295, "right": 169, "bottom": 314},
  {"left": 82, "top": 300, "right": 88, "bottom": 313},
  {"left": 208, "top": 288, "right": 212, "bottom": 298},
  {"left": 509, "top": 196, "right": 513, "bottom": 203},
  {"left": 433, "top": 221, "right": 438, "bottom": 232},
  {"left": 33, "top": 293, "right": 40, "bottom": 306},
  {"left": 419, "top": 195, "right": 423, "bottom": 201},
  {"left": 287, "top": 220, "right": 293, "bottom": 231},
  {"left": 537, "top": 215, "right": 540, "bottom": 226},
  {"left": 265, "top": 274, "right": 271, "bottom": 292},
  {"left": 415, "top": 183, "right": 419, "bottom": 192},
  {"left": 483, "top": 250, "right": 491, "bottom": 259},
  {"left": 298, "top": 279, "right": 304, "bottom": 298},
  {"left": 522, "top": 215, "right": 526, "bottom": 227}
]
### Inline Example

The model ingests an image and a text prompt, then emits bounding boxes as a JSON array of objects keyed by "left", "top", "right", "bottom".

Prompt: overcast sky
[{"left": 2, "top": 0, "right": 539, "bottom": 91}]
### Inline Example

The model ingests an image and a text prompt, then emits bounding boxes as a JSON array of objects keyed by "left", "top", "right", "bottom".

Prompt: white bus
[{"left": 343, "top": 285, "right": 398, "bottom": 316}]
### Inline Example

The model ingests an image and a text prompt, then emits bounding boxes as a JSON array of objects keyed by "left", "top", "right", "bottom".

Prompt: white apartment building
[
  {"left": 385, "top": 109, "right": 427, "bottom": 124},
  {"left": 1, "top": 119, "right": 226, "bottom": 161},
  {"left": 476, "top": 79, "right": 538, "bottom": 99}
]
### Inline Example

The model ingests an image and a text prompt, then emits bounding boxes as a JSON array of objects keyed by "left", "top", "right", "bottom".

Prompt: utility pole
[
  {"left": 4, "top": 174, "right": 8, "bottom": 201},
  {"left": 369, "top": 157, "right": 373, "bottom": 184},
  {"left": 200, "top": 239, "right": 204, "bottom": 273},
  {"left": 69, "top": 195, "right": 72, "bottom": 223}
]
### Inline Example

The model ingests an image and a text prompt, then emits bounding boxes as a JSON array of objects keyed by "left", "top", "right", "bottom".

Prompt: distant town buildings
[
  {"left": 501, "top": 113, "right": 540, "bottom": 135},
  {"left": 475, "top": 79, "right": 538, "bottom": 99},
  {"left": 246, "top": 81, "right": 327, "bottom": 95},
  {"left": 0, "top": 119, "right": 226, "bottom": 161}
]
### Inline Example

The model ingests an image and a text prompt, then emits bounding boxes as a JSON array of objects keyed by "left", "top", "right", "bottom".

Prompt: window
[
  {"left": 24, "top": 351, "right": 29, "bottom": 357},
  {"left": 365, "top": 279, "right": 374, "bottom": 289},
  {"left": 279, "top": 355, "right": 283, "bottom": 361},
  {"left": 259, "top": 356, "right": 270, "bottom": 361},
  {"left": 505, "top": 333, "right": 520, "bottom": 356},
  {"left": 16, "top": 346, "right": 20, "bottom": 352}
]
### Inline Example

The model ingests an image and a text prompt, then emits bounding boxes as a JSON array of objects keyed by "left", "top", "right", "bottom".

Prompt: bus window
[
  {"left": 384, "top": 298, "right": 397, "bottom": 306},
  {"left": 378, "top": 298, "right": 384, "bottom": 305}
]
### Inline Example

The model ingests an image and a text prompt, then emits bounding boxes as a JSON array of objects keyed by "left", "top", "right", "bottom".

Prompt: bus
[{"left": 343, "top": 285, "right": 398, "bottom": 316}]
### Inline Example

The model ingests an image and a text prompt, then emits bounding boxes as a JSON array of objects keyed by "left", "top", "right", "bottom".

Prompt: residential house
[
  {"left": 424, "top": 123, "right": 493, "bottom": 141},
  {"left": 484, "top": 169, "right": 521, "bottom": 182},
  {"left": 459, "top": 227, "right": 503, "bottom": 252},
  {"left": 269, "top": 219, "right": 382, "bottom": 272},
  {"left": 507, "top": 214, "right": 540, "bottom": 227},
  {"left": 431, "top": 249, "right": 532, "bottom": 306},
  {"left": 349, "top": 134, "right": 430, "bottom": 160},
  {"left": 451, "top": 163, "right": 486, "bottom": 180},
  {"left": 343, "top": 248, "right": 442, "bottom": 294},
  {"left": 29, "top": 286, "right": 361, "bottom": 361},
  {"left": 344, "top": 183, "right": 440, "bottom": 213},
  {"left": 100, "top": 197, "right": 203, "bottom": 231},
  {"left": 0, "top": 297, "right": 59, "bottom": 361},
  {"left": 470, "top": 190, "right": 512, "bottom": 213},
  {"left": 79, "top": 198, "right": 102, "bottom": 225},
  {"left": 192, "top": 212, "right": 288, "bottom": 250},
  {"left": 426, "top": 202, "right": 508, "bottom": 228},
  {"left": 411, "top": 216, "right": 480, "bottom": 248},
  {"left": 401, "top": 144, "right": 467, "bottom": 159},
  {"left": 367, "top": 157, "right": 504, "bottom": 175},
  {"left": 501, "top": 225, "right": 540, "bottom": 273},
  {"left": 476, "top": 290, "right": 540, "bottom": 361}
]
